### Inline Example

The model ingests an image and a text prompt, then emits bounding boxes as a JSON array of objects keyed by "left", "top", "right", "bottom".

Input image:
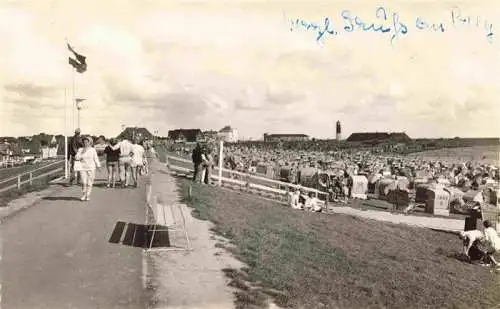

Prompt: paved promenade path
[
  {"left": 330, "top": 206, "right": 465, "bottom": 232},
  {"left": 1, "top": 169, "right": 147, "bottom": 309},
  {"left": 145, "top": 160, "right": 240, "bottom": 309}
]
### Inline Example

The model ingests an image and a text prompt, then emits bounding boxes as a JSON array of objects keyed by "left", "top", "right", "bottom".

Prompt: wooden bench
[{"left": 144, "top": 165, "right": 192, "bottom": 252}]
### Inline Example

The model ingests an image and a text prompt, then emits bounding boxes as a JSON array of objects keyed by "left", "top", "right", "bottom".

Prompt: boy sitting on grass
[{"left": 304, "top": 192, "right": 323, "bottom": 212}]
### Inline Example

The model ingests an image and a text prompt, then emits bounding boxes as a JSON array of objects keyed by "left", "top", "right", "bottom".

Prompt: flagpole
[
  {"left": 64, "top": 80, "right": 68, "bottom": 180},
  {"left": 72, "top": 93, "right": 75, "bottom": 131},
  {"left": 63, "top": 38, "right": 68, "bottom": 180},
  {"left": 72, "top": 68, "right": 76, "bottom": 129},
  {"left": 66, "top": 39, "right": 87, "bottom": 182}
]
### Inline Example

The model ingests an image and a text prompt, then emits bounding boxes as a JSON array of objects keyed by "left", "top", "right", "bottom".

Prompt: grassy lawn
[
  {"left": 0, "top": 162, "right": 49, "bottom": 180},
  {"left": 155, "top": 144, "right": 169, "bottom": 163},
  {"left": 0, "top": 161, "right": 63, "bottom": 187},
  {"left": 0, "top": 172, "right": 63, "bottom": 207},
  {"left": 177, "top": 178, "right": 500, "bottom": 309}
]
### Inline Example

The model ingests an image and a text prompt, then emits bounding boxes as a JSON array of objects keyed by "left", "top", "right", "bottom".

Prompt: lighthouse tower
[{"left": 336, "top": 120, "right": 342, "bottom": 141}]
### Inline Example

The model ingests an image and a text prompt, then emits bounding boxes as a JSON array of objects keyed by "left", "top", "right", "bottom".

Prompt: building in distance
[
  {"left": 218, "top": 126, "right": 238, "bottom": 143},
  {"left": 117, "top": 127, "right": 154, "bottom": 141},
  {"left": 201, "top": 130, "right": 218, "bottom": 142},
  {"left": 263, "top": 133, "right": 309, "bottom": 142},
  {"left": 346, "top": 132, "right": 412, "bottom": 144},
  {"left": 167, "top": 129, "right": 203, "bottom": 143}
]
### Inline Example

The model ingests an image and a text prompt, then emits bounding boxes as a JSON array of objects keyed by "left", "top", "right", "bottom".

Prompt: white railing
[
  {"left": 0, "top": 160, "right": 64, "bottom": 186},
  {"left": 0, "top": 167, "right": 64, "bottom": 194},
  {"left": 166, "top": 154, "right": 329, "bottom": 205}
]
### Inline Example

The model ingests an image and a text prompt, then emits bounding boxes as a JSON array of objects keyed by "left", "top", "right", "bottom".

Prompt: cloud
[
  {"left": 266, "top": 89, "right": 306, "bottom": 106},
  {"left": 4, "top": 83, "right": 58, "bottom": 98}
]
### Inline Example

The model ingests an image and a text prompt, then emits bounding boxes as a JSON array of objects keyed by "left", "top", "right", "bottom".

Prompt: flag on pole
[{"left": 67, "top": 43, "right": 87, "bottom": 73}]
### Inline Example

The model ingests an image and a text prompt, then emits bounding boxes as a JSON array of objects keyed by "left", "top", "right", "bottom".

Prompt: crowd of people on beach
[
  {"left": 221, "top": 143, "right": 499, "bottom": 182},
  {"left": 67, "top": 128, "right": 156, "bottom": 201},
  {"left": 180, "top": 141, "right": 499, "bottom": 204}
]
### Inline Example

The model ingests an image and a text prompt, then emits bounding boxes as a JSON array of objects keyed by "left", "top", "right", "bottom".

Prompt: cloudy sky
[{"left": 0, "top": 0, "right": 498, "bottom": 139}]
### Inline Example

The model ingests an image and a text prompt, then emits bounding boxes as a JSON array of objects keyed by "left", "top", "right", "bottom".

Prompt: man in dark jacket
[
  {"left": 68, "top": 128, "right": 83, "bottom": 185},
  {"left": 192, "top": 143, "right": 203, "bottom": 182}
]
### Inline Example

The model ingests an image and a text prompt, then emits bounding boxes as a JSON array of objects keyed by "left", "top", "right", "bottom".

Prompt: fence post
[
  {"left": 29, "top": 172, "right": 33, "bottom": 185},
  {"left": 17, "top": 175, "right": 21, "bottom": 190},
  {"left": 218, "top": 141, "right": 224, "bottom": 187}
]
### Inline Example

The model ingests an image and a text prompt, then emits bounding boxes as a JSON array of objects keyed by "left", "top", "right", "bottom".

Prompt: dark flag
[{"left": 67, "top": 43, "right": 87, "bottom": 73}]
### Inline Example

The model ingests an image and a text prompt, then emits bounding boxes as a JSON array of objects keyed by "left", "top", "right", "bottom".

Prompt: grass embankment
[
  {"left": 0, "top": 161, "right": 60, "bottom": 180},
  {"left": 178, "top": 179, "right": 500, "bottom": 309},
  {"left": 0, "top": 172, "right": 62, "bottom": 207},
  {"left": 155, "top": 144, "right": 169, "bottom": 163}
]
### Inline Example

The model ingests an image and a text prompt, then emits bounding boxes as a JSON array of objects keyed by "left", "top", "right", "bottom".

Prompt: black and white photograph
[{"left": 0, "top": 0, "right": 499, "bottom": 308}]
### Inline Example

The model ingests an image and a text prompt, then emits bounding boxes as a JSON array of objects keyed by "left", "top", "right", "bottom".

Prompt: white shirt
[
  {"left": 112, "top": 139, "right": 133, "bottom": 158},
  {"left": 146, "top": 146, "right": 156, "bottom": 158},
  {"left": 131, "top": 144, "right": 145, "bottom": 165},
  {"left": 304, "top": 196, "right": 322, "bottom": 211},
  {"left": 287, "top": 192, "right": 294, "bottom": 206},
  {"left": 304, "top": 196, "right": 313, "bottom": 209},
  {"left": 309, "top": 197, "right": 322, "bottom": 212},
  {"left": 473, "top": 193, "right": 484, "bottom": 203},
  {"left": 289, "top": 192, "right": 302, "bottom": 209},
  {"left": 75, "top": 147, "right": 101, "bottom": 171},
  {"left": 484, "top": 227, "right": 500, "bottom": 251}
]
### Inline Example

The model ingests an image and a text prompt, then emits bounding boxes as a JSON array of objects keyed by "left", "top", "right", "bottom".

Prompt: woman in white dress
[{"left": 74, "top": 136, "right": 101, "bottom": 201}]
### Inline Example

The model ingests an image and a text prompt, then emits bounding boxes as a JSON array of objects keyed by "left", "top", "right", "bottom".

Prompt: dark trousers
[
  {"left": 204, "top": 166, "right": 212, "bottom": 184},
  {"left": 69, "top": 156, "right": 80, "bottom": 184},
  {"left": 193, "top": 163, "right": 202, "bottom": 182}
]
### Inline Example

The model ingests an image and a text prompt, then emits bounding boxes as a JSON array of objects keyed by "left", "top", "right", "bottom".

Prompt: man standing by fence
[
  {"left": 68, "top": 128, "right": 83, "bottom": 186},
  {"left": 192, "top": 143, "right": 203, "bottom": 182}
]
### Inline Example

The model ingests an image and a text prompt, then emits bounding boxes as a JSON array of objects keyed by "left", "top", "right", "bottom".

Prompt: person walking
[
  {"left": 94, "top": 135, "right": 107, "bottom": 156},
  {"left": 74, "top": 136, "right": 101, "bottom": 201},
  {"left": 68, "top": 128, "right": 83, "bottom": 185},
  {"left": 141, "top": 138, "right": 151, "bottom": 175},
  {"left": 130, "top": 138, "right": 145, "bottom": 188},
  {"left": 192, "top": 143, "right": 203, "bottom": 182},
  {"left": 104, "top": 138, "right": 120, "bottom": 188},
  {"left": 110, "top": 136, "right": 134, "bottom": 187}
]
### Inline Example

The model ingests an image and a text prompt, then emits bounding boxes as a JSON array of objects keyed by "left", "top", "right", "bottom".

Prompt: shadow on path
[
  {"left": 42, "top": 196, "right": 81, "bottom": 201},
  {"left": 109, "top": 221, "right": 171, "bottom": 249},
  {"left": 93, "top": 183, "right": 110, "bottom": 188}
]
